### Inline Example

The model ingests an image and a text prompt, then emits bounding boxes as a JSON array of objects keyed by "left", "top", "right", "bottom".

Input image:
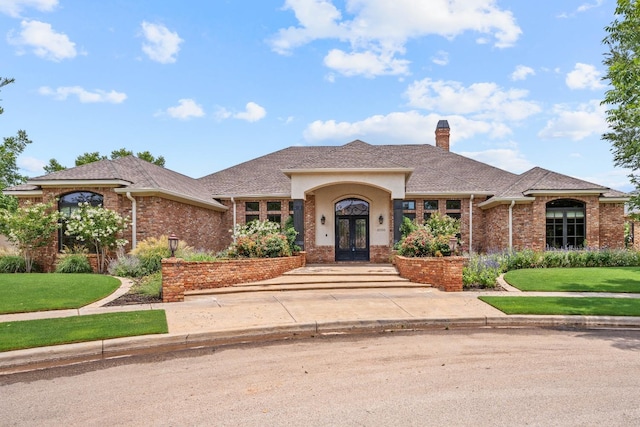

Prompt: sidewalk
[{"left": 2, "top": 277, "right": 640, "bottom": 374}]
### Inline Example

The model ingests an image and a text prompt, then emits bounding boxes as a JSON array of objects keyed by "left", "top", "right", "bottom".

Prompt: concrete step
[
  {"left": 183, "top": 263, "right": 424, "bottom": 296},
  {"left": 186, "top": 280, "right": 431, "bottom": 296}
]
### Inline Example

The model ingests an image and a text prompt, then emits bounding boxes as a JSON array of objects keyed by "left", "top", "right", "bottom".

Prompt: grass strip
[
  {"left": 503, "top": 267, "right": 640, "bottom": 292},
  {"left": 0, "top": 310, "right": 168, "bottom": 352},
  {"left": 0, "top": 274, "right": 121, "bottom": 314},
  {"left": 479, "top": 296, "right": 640, "bottom": 316}
]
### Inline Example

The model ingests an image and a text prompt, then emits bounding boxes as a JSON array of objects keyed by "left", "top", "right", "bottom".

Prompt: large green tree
[
  {"left": 0, "top": 77, "right": 32, "bottom": 211},
  {"left": 602, "top": 0, "right": 640, "bottom": 207},
  {"left": 48, "top": 148, "right": 166, "bottom": 170}
]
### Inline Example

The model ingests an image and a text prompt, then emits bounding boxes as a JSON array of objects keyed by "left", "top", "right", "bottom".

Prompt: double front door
[{"left": 335, "top": 215, "right": 369, "bottom": 261}]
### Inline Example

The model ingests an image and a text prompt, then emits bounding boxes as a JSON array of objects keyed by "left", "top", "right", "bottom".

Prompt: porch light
[
  {"left": 378, "top": 214, "right": 384, "bottom": 225},
  {"left": 321, "top": 214, "right": 326, "bottom": 225},
  {"left": 168, "top": 233, "right": 179, "bottom": 257}
]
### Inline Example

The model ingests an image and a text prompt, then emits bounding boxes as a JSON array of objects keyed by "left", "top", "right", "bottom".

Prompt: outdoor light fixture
[
  {"left": 321, "top": 214, "right": 326, "bottom": 225},
  {"left": 168, "top": 233, "right": 179, "bottom": 257},
  {"left": 379, "top": 214, "right": 384, "bottom": 225}
]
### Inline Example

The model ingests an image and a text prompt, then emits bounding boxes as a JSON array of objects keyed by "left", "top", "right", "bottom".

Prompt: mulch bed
[{"left": 104, "top": 293, "right": 162, "bottom": 306}]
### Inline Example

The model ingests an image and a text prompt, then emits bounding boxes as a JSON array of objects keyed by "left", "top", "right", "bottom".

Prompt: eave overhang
[{"left": 113, "top": 188, "right": 228, "bottom": 211}]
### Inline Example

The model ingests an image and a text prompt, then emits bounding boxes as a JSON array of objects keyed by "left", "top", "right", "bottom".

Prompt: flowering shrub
[
  {"left": 64, "top": 202, "right": 129, "bottom": 273},
  {"left": 227, "top": 220, "right": 295, "bottom": 258},
  {"left": 396, "top": 212, "right": 459, "bottom": 257},
  {"left": 0, "top": 201, "right": 61, "bottom": 272}
]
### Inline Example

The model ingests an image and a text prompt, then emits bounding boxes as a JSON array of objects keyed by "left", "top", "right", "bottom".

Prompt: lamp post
[{"left": 168, "top": 233, "right": 179, "bottom": 257}]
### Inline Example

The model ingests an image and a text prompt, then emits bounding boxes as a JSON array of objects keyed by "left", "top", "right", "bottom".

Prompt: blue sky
[{"left": 0, "top": 0, "right": 631, "bottom": 191}]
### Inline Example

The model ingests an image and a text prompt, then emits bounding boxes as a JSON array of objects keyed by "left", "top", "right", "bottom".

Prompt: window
[
  {"left": 424, "top": 200, "right": 438, "bottom": 221},
  {"left": 288, "top": 201, "right": 294, "bottom": 213},
  {"left": 424, "top": 200, "right": 438, "bottom": 210},
  {"left": 402, "top": 200, "right": 416, "bottom": 210},
  {"left": 267, "top": 201, "right": 281, "bottom": 211},
  {"left": 446, "top": 199, "right": 461, "bottom": 219},
  {"left": 546, "top": 199, "right": 585, "bottom": 249},
  {"left": 58, "top": 191, "right": 103, "bottom": 251},
  {"left": 245, "top": 202, "right": 259, "bottom": 212},
  {"left": 245, "top": 215, "right": 259, "bottom": 224}
]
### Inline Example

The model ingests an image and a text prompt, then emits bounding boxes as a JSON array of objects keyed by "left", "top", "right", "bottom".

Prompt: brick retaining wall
[
  {"left": 161, "top": 253, "right": 306, "bottom": 302},
  {"left": 395, "top": 255, "right": 466, "bottom": 292}
]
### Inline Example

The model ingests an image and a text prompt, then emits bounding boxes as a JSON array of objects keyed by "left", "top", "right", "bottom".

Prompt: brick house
[{"left": 4, "top": 121, "right": 629, "bottom": 271}]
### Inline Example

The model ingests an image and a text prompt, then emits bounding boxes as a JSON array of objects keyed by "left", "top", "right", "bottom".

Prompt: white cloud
[
  {"left": 164, "top": 99, "right": 205, "bottom": 120},
  {"left": 566, "top": 63, "right": 605, "bottom": 90},
  {"left": 7, "top": 20, "right": 76, "bottom": 61},
  {"left": 510, "top": 65, "right": 535, "bottom": 81},
  {"left": 234, "top": 102, "right": 267, "bottom": 122},
  {"left": 18, "top": 156, "right": 47, "bottom": 174},
  {"left": 538, "top": 100, "right": 606, "bottom": 141},
  {"left": 303, "top": 111, "right": 510, "bottom": 144},
  {"left": 0, "top": 0, "right": 57, "bottom": 18},
  {"left": 459, "top": 148, "right": 534, "bottom": 174},
  {"left": 580, "top": 168, "right": 633, "bottom": 192},
  {"left": 270, "top": 0, "right": 521, "bottom": 77},
  {"left": 214, "top": 102, "right": 267, "bottom": 122},
  {"left": 432, "top": 50, "right": 449, "bottom": 66},
  {"left": 38, "top": 86, "right": 127, "bottom": 103},
  {"left": 323, "top": 48, "right": 410, "bottom": 77},
  {"left": 405, "top": 78, "right": 541, "bottom": 121},
  {"left": 577, "top": 0, "right": 604, "bottom": 13},
  {"left": 140, "top": 21, "right": 183, "bottom": 64}
]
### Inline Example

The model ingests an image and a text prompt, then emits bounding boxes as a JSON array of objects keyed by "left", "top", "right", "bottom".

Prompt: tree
[
  {"left": 0, "top": 77, "right": 32, "bottom": 211},
  {"left": 75, "top": 151, "right": 107, "bottom": 166},
  {"left": 602, "top": 0, "right": 640, "bottom": 208},
  {"left": 64, "top": 202, "right": 129, "bottom": 273},
  {"left": 0, "top": 201, "right": 61, "bottom": 272},
  {"left": 43, "top": 158, "right": 66, "bottom": 174},
  {"left": 48, "top": 148, "right": 166, "bottom": 171}
]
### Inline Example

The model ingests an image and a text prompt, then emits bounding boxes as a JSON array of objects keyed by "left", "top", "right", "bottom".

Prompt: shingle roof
[
  {"left": 497, "top": 167, "right": 608, "bottom": 198},
  {"left": 12, "top": 156, "right": 226, "bottom": 209}
]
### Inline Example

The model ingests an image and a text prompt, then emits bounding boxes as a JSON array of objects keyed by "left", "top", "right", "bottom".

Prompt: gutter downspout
[
  {"left": 508, "top": 200, "right": 515, "bottom": 250},
  {"left": 469, "top": 194, "right": 474, "bottom": 254},
  {"left": 125, "top": 192, "right": 137, "bottom": 249},
  {"left": 231, "top": 197, "right": 237, "bottom": 242}
]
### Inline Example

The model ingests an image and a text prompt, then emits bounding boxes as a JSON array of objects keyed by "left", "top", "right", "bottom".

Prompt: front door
[{"left": 335, "top": 199, "right": 370, "bottom": 261}]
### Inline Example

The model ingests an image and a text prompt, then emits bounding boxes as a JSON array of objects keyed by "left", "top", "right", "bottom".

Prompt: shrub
[
  {"left": 131, "top": 272, "right": 162, "bottom": 298},
  {"left": 130, "top": 235, "right": 190, "bottom": 274},
  {"left": 55, "top": 254, "right": 93, "bottom": 273},
  {"left": 181, "top": 250, "right": 218, "bottom": 262},
  {"left": 0, "top": 255, "right": 26, "bottom": 273},
  {"left": 463, "top": 254, "right": 501, "bottom": 288},
  {"left": 227, "top": 220, "right": 294, "bottom": 258},
  {"left": 107, "top": 254, "right": 147, "bottom": 277}
]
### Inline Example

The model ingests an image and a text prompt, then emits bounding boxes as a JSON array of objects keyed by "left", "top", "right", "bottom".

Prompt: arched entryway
[{"left": 335, "top": 198, "right": 370, "bottom": 261}]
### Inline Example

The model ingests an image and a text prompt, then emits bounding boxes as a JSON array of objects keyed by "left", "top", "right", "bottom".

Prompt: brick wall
[
  {"left": 395, "top": 255, "right": 466, "bottom": 292},
  {"left": 600, "top": 203, "right": 625, "bottom": 249},
  {"left": 161, "top": 253, "right": 306, "bottom": 302}
]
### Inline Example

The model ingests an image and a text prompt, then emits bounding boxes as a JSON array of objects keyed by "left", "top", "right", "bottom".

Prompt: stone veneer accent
[
  {"left": 395, "top": 255, "right": 466, "bottom": 292},
  {"left": 161, "top": 253, "right": 306, "bottom": 302}
]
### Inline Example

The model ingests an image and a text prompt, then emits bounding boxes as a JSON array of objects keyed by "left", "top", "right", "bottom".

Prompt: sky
[{"left": 0, "top": 0, "right": 633, "bottom": 192}]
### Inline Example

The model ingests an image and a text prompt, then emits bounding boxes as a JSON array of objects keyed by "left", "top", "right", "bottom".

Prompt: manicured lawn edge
[
  {"left": 479, "top": 296, "right": 640, "bottom": 316},
  {"left": 0, "top": 310, "right": 168, "bottom": 352},
  {"left": 502, "top": 267, "right": 640, "bottom": 293},
  {"left": 0, "top": 274, "right": 122, "bottom": 314}
]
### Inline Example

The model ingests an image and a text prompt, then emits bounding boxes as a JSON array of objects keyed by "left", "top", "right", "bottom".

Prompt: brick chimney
[{"left": 435, "top": 119, "right": 450, "bottom": 151}]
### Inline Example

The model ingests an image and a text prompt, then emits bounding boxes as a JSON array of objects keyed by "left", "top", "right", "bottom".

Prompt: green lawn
[
  {"left": 479, "top": 296, "right": 640, "bottom": 316},
  {"left": 503, "top": 267, "right": 640, "bottom": 292},
  {"left": 0, "top": 310, "right": 168, "bottom": 352},
  {"left": 0, "top": 274, "right": 121, "bottom": 314}
]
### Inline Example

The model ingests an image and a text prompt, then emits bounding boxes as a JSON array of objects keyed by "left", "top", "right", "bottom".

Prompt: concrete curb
[{"left": 3, "top": 315, "right": 640, "bottom": 375}]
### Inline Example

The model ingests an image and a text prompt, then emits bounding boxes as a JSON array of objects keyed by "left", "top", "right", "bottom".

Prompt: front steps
[{"left": 186, "top": 264, "right": 431, "bottom": 295}]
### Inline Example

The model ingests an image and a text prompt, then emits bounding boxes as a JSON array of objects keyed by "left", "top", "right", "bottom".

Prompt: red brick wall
[
  {"left": 19, "top": 187, "right": 227, "bottom": 272},
  {"left": 161, "top": 253, "right": 306, "bottom": 302},
  {"left": 395, "top": 255, "right": 465, "bottom": 292},
  {"left": 600, "top": 203, "right": 625, "bottom": 249}
]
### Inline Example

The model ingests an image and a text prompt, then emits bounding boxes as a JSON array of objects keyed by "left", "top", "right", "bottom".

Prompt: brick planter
[
  {"left": 395, "top": 255, "right": 466, "bottom": 292},
  {"left": 161, "top": 253, "right": 306, "bottom": 302}
]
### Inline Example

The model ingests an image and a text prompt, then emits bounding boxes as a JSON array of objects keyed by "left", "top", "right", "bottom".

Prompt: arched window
[
  {"left": 58, "top": 191, "right": 103, "bottom": 251},
  {"left": 546, "top": 199, "right": 585, "bottom": 249}
]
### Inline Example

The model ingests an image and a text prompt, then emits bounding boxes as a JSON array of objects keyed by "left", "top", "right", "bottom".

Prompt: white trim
[
  {"left": 478, "top": 196, "right": 532, "bottom": 209},
  {"left": 2, "top": 190, "right": 43, "bottom": 196},
  {"left": 599, "top": 197, "right": 629, "bottom": 203},
  {"left": 283, "top": 167, "right": 413, "bottom": 175},
  {"left": 28, "top": 179, "right": 131, "bottom": 187},
  {"left": 113, "top": 188, "right": 227, "bottom": 211},
  {"left": 522, "top": 189, "right": 604, "bottom": 196}
]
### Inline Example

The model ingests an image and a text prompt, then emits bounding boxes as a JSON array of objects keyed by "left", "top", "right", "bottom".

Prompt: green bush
[
  {"left": 107, "top": 254, "right": 147, "bottom": 277},
  {"left": 227, "top": 220, "right": 295, "bottom": 258},
  {"left": 463, "top": 248, "right": 640, "bottom": 289},
  {"left": 131, "top": 272, "right": 162, "bottom": 298},
  {"left": 55, "top": 254, "right": 93, "bottom": 273},
  {"left": 0, "top": 255, "right": 27, "bottom": 273}
]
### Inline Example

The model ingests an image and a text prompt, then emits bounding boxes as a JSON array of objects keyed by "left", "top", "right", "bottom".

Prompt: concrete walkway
[{"left": 2, "top": 265, "right": 640, "bottom": 374}]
